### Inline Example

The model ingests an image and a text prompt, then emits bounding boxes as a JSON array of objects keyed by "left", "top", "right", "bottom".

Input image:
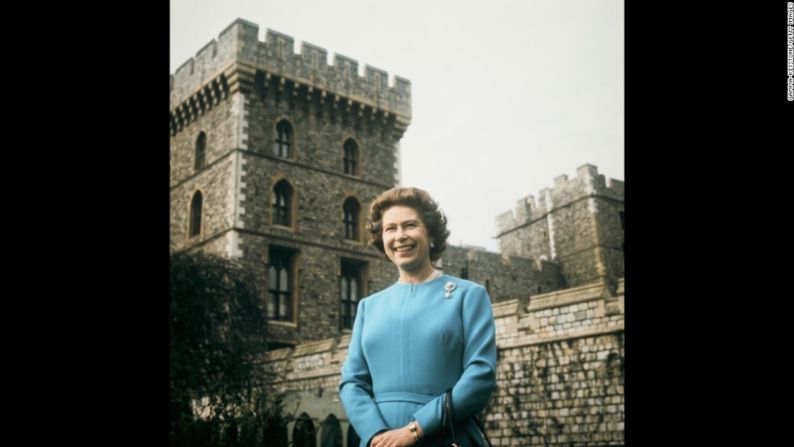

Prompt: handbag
[{"left": 441, "top": 390, "right": 493, "bottom": 447}]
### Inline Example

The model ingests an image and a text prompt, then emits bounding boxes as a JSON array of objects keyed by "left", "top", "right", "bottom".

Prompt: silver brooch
[{"left": 444, "top": 281, "right": 456, "bottom": 298}]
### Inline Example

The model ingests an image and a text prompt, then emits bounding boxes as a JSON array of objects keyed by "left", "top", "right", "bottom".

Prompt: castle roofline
[
  {"left": 170, "top": 18, "right": 411, "bottom": 123},
  {"left": 495, "top": 163, "right": 624, "bottom": 237}
]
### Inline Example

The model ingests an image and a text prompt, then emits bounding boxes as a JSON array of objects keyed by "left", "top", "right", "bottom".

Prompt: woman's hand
[{"left": 370, "top": 422, "right": 424, "bottom": 447}]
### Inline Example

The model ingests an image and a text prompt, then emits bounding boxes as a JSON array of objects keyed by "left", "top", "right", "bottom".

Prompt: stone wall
[
  {"left": 243, "top": 78, "right": 399, "bottom": 186},
  {"left": 170, "top": 18, "right": 411, "bottom": 344},
  {"left": 496, "top": 165, "right": 624, "bottom": 288},
  {"left": 440, "top": 245, "right": 564, "bottom": 302},
  {"left": 234, "top": 232, "right": 397, "bottom": 343},
  {"left": 264, "top": 278, "right": 625, "bottom": 446},
  {"left": 170, "top": 19, "right": 411, "bottom": 140},
  {"left": 170, "top": 155, "right": 236, "bottom": 253}
]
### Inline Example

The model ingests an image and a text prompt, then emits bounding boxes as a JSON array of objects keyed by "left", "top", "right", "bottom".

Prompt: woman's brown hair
[{"left": 367, "top": 187, "right": 450, "bottom": 262}]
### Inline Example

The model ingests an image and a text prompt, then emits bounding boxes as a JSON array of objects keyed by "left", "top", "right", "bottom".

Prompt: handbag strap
[
  {"left": 471, "top": 414, "right": 493, "bottom": 447},
  {"left": 443, "top": 390, "right": 459, "bottom": 447},
  {"left": 444, "top": 389, "right": 493, "bottom": 447}
]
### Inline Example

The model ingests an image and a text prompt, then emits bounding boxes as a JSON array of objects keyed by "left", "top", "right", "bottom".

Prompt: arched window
[
  {"left": 293, "top": 413, "right": 316, "bottom": 447},
  {"left": 194, "top": 131, "right": 206, "bottom": 171},
  {"left": 274, "top": 120, "right": 293, "bottom": 158},
  {"left": 189, "top": 191, "right": 202, "bottom": 238},
  {"left": 320, "top": 414, "right": 342, "bottom": 447},
  {"left": 342, "top": 197, "right": 360, "bottom": 240},
  {"left": 346, "top": 424, "right": 360, "bottom": 447},
  {"left": 343, "top": 139, "right": 358, "bottom": 175},
  {"left": 272, "top": 180, "right": 293, "bottom": 226}
]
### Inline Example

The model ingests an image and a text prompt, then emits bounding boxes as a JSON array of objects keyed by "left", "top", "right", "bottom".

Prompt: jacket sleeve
[
  {"left": 411, "top": 285, "right": 497, "bottom": 437},
  {"left": 339, "top": 299, "right": 389, "bottom": 445}
]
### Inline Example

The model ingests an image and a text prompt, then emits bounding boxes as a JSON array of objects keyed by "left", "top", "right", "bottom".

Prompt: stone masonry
[
  {"left": 495, "top": 165, "right": 624, "bottom": 290},
  {"left": 170, "top": 19, "right": 608, "bottom": 347},
  {"left": 441, "top": 245, "right": 564, "bottom": 302},
  {"left": 171, "top": 19, "right": 625, "bottom": 446},
  {"left": 170, "top": 19, "right": 413, "bottom": 345},
  {"left": 265, "top": 278, "right": 625, "bottom": 446}
]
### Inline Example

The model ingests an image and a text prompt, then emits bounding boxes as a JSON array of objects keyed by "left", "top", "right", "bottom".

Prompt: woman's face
[{"left": 381, "top": 205, "right": 432, "bottom": 274}]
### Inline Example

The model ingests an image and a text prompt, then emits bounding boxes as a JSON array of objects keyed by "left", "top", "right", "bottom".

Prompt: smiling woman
[
  {"left": 381, "top": 206, "right": 433, "bottom": 282},
  {"left": 339, "top": 187, "right": 496, "bottom": 447},
  {"left": 367, "top": 187, "right": 450, "bottom": 271}
]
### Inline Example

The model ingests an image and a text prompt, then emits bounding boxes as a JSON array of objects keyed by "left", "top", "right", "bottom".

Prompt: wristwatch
[{"left": 408, "top": 421, "right": 420, "bottom": 443}]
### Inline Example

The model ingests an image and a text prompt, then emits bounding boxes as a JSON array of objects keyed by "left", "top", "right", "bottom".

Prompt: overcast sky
[{"left": 171, "top": 0, "right": 624, "bottom": 252}]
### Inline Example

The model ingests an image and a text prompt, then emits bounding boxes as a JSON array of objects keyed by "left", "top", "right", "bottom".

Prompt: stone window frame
[
  {"left": 187, "top": 189, "right": 204, "bottom": 239},
  {"left": 267, "top": 244, "right": 300, "bottom": 325},
  {"left": 342, "top": 195, "right": 362, "bottom": 242},
  {"left": 194, "top": 131, "right": 207, "bottom": 171},
  {"left": 339, "top": 258, "right": 367, "bottom": 331},
  {"left": 270, "top": 177, "right": 297, "bottom": 230},
  {"left": 274, "top": 118, "right": 294, "bottom": 159},
  {"left": 342, "top": 137, "right": 360, "bottom": 176}
]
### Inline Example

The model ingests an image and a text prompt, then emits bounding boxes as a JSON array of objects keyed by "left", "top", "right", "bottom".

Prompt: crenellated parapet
[
  {"left": 170, "top": 18, "right": 411, "bottom": 136},
  {"left": 570, "top": 164, "right": 624, "bottom": 201},
  {"left": 495, "top": 164, "right": 623, "bottom": 237},
  {"left": 496, "top": 163, "right": 624, "bottom": 288}
]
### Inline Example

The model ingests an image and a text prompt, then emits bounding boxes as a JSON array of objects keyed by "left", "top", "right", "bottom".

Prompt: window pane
[
  {"left": 190, "top": 193, "right": 203, "bottom": 237},
  {"left": 268, "top": 296, "right": 276, "bottom": 318},
  {"left": 351, "top": 278, "right": 358, "bottom": 301},
  {"left": 279, "top": 294, "right": 287, "bottom": 319},
  {"left": 279, "top": 268, "right": 288, "bottom": 292}
]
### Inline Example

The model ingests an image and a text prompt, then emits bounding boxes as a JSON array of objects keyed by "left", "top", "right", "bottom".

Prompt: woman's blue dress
[{"left": 340, "top": 274, "right": 497, "bottom": 447}]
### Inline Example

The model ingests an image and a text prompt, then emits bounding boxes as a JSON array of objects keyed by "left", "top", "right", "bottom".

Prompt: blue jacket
[{"left": 339, "top": 274, "right": 497, "bottom": 447}]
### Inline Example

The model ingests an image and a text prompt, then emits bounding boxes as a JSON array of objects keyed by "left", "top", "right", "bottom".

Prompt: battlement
[
  {"left": 495, "top": 163, "right": 623, "bottom": 234},
  {"left": 170, "top": 18, "right": 411, "bottom": 121}
]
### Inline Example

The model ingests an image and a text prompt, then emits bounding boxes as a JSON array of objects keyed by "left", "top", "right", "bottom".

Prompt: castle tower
[
  {"left": 495, "top": 164, "right": 624, "bottom": 289},
  {"left": 169, "top": 19, "right": 412, "bottom": 347}
]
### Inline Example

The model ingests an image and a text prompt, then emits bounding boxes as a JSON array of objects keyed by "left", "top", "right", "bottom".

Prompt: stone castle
[{"left": 170, "top": 18, "right": 624, "bottom": 446}]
